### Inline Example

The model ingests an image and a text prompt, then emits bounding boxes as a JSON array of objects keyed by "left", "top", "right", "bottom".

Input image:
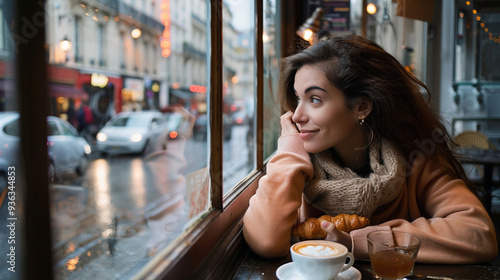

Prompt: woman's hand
[
  {"left": 280, "top": 111, "right": 299, "bottom": 136},
  {"left": 171, "top": 106, "right": 196, "bottom": 138},
  {"left": 321, "top": 221, "right": 353, "bottom": 251}
]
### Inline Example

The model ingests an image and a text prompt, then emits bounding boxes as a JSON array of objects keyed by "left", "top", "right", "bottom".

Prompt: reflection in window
[{"left": 223, "top": 0, "right": 256, "bottom": 194}]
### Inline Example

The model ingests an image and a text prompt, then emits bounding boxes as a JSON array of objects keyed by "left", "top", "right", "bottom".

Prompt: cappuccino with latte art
[
  {"left": 290, "top": 240, "right": 354, "bottom": 280},
  {"left": 292, "top": 241, "right": 343, "bottom": 257}
]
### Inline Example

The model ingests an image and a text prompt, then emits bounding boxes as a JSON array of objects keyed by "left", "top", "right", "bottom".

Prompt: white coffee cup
[{"left": 290, "top": 240, "right": 354, "bottom": 280}]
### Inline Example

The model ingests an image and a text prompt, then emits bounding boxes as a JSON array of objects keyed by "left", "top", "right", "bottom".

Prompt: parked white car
[{"left": 0, "top": 112, "right": 92, "bottom": 188}]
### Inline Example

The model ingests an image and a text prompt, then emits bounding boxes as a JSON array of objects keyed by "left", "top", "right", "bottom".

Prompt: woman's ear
[{"left": 355, "top": 98, "right": 372, "bottom": 119}]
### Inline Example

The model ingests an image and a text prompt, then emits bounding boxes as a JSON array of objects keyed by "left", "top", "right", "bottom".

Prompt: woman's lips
[{"left": 299, "top": 130, "right": 317, "bottom": 139}]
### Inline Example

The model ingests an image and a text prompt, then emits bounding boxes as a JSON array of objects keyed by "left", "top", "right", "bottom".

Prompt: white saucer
[{"left": 276, "top": 262, "right": 362, "bottom": 280}]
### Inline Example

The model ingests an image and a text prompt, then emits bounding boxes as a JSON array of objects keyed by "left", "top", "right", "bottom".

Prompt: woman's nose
[{"left": 291, "top": 104, "right": 306, "bottom": 123}]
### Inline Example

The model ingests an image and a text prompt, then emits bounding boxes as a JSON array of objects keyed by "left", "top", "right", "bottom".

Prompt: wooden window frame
[{"left": 15, "top": 0, "right": 54, "bottom": 278}]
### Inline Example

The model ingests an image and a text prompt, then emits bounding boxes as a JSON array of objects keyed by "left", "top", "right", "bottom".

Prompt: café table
[
  {"left": 233, "top": 245, "right": 500, "bottom": 280},
  {"left": 455, "top": 148, "right": 500, "bottom": 214}
]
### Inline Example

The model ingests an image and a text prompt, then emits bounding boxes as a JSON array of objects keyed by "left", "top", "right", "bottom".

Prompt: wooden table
[
  {"left": 455, "top": 148, "right": 500, "bottom": 214},
  {"left": 233, "top": 247, "right": 500, "bottom": 280}
]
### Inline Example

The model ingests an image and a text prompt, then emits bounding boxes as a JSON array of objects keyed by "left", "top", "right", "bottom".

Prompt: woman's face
[{"left": 291, "top": 64, "right": 366, "bottom": 154}]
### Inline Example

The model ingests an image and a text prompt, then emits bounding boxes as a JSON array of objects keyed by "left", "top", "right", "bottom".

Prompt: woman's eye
[{"left": 311, "top": 97, "right": 321, "bottom": 103}]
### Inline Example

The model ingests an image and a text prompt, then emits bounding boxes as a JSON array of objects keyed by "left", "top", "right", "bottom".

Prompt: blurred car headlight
[
  {"left": 130, "top": 133, "right": 143, "bottom": 143},
  {"left": 84, "top": 144, "right": 92, "bottom": 155},
  {"left": 96, "top": 132, "right": 107, "bottom": 142}
]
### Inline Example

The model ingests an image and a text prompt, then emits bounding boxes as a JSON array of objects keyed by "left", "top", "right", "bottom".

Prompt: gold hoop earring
[{"left": 355, "top": 123, "right": 374, "bottom": 151}]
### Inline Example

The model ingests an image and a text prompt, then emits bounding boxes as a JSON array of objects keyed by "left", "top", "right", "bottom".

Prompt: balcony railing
[
  {"left": 119, "top": 2, "right": 164, "bottom": 31},
  {"left": 96, "top": 0, "right": 119, "bottom": 11},
  {"left": 95, "top": 0, "right": 163, "bottom": 31},
  {"left": 183, "top": 42, "right": 206, "bottom": 60}
]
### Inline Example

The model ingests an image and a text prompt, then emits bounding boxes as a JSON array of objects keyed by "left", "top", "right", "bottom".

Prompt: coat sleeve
[
  {"left": 350, "top": 157, "right": 498, "bottom": 264},
  {"left": 242, "top": 134, "right": 314, "bottom": 258}
]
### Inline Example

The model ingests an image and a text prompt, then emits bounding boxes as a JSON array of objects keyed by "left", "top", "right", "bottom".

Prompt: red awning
[{"left": 48, "top": 83, "right": 88, "bottom": 100}]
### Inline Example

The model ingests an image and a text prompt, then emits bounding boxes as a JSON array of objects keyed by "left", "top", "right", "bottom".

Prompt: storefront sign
[
  {"left": 91, "top": 73, "right": 109, "bottom": 88},
  {"left": 122, "top": 77, "right": 145, "bottom": 110},
  {"left": 161, "top": 0, "right": 171, "bottom": 57},
  {"left": 321, "top": 0, "right": 350, "bottom": 32}
]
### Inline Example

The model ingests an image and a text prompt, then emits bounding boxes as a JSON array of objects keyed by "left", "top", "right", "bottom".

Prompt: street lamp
[
  {"left": 59, "top": 37, "right": 72, "bottom": 52},
  {"left": 59, "top": 37, "right": 72, "bottom": 63},
  {"left": 131, "top": 28, "right": 142, "bottom": 39}
]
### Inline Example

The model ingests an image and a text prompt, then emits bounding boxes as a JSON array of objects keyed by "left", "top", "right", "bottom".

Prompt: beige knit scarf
[{"left": 303, "top": 139, "right": 407, "bottom": 220}]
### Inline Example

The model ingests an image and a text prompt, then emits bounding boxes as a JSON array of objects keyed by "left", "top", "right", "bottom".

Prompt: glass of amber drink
[{"left": 367, "top": 230, "right": 421, "bottom": 280}]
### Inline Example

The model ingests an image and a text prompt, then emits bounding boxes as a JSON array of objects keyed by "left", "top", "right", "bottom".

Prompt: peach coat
[{"left": 243, "top": 134, "right": 498, "bottom": 263}]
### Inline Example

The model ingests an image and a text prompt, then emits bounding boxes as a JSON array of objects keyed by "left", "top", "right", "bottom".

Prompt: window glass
[
  {"left": 478, "top": 12, "right": 500, "bottom": 82},
  {"left": 2, "top": 118, "right": 18, "bottom": 137},
  {"left": 454, "top": 6, "right": 477, "bottom": 82},
  {"left": 454, "top": 1, "right": 500, "bottom": 83},
  {"left": 453, "top": 1, "right": 500, "bottom": 124},
  {"left": 46, "top": 0, "right": 210, "bottom": 278},
  {"left": 47, "top": 121, "right": 61, "bottom": 136},
  {"left": 59, "top": 121, "right": 79, "bottom": 137},
  {"left": 222, "top": 0, "right": 256, "bottom": 194},
  {"left": 263, "top": 0, "right": 281, "bottom": 160},
  {"left": 0, "top": 1, "right": 19, "bottom": 279}
]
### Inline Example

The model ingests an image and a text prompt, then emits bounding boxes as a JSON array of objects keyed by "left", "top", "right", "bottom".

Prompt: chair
[
  {"left": 454, "top": 131, "right": 495, "bottom": 179},
  {"left": 454, "top": 130, "right": 494, "bottom": 150},
  {"left": 454, "top": 130, "right": 500, "bottom": 213}
]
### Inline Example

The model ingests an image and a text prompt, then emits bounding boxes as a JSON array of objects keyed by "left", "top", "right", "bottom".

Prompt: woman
[{"left": 242, "top": 35, "right": 497, "bottom": 263}]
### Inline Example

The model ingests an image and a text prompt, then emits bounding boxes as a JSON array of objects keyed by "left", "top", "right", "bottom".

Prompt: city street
[{"left": 0, "top": 125, "right": 253, "bottom": 279}]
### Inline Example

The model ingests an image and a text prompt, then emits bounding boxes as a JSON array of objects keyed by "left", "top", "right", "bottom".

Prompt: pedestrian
[
  {"left": 66, "top": 99, "right": 78, "bottom": 129},
  {"left": 77, "top": 100, "right": 86, "bottom": 133},
  {"left": 242, "top": 34, "right": 498, "bottom": 263}
]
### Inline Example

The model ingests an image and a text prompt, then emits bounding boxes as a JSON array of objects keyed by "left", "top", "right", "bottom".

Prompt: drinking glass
[{"left": 367, "top": 230, "right": 421, "bottom": 280}]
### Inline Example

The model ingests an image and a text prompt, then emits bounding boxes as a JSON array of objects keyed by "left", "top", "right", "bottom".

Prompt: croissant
[{"left": 291, "top": 214, "right": 370, "bottom": 240}]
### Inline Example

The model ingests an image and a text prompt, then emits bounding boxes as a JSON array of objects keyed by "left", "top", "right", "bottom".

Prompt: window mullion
[
  {"left": 210, "top": 0, "right": 223, "bottom": 210},
  {"left": 255, "top": 0, "right": 264, "bottom": 170},
  {"left": 17, "top": 0, "right": 53, "bottom": 279}
]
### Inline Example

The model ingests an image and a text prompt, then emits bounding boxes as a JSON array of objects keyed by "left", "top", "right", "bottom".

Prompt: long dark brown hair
[{"left": 279, "top": 35, "right": 474, "bottom": 190}]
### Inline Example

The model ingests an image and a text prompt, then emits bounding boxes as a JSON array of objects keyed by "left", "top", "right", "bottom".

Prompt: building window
[
  {"left": 97, "top": 24, "right": 105, "bottom": 67},
  {"left": 0, "top": 8, "right": 8, "bottom": 51},
  {"left": 119, "top": 32, "right": 125, "bottom": 69},
  {"left": 143, "top": 41, "right": 148, "bottom": 73},
  {"left": 74, "top": 16, "right": 83, "bottom": 63}
]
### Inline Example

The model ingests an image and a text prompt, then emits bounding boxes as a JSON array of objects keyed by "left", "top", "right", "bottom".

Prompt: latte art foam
[{"left": 296, "top": 245, "right": 338, "bottom": 257}]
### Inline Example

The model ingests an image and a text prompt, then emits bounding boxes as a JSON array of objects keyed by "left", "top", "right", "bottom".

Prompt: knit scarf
[{"left": 303, "top": 139, "right": 407, "bottom": 220}]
